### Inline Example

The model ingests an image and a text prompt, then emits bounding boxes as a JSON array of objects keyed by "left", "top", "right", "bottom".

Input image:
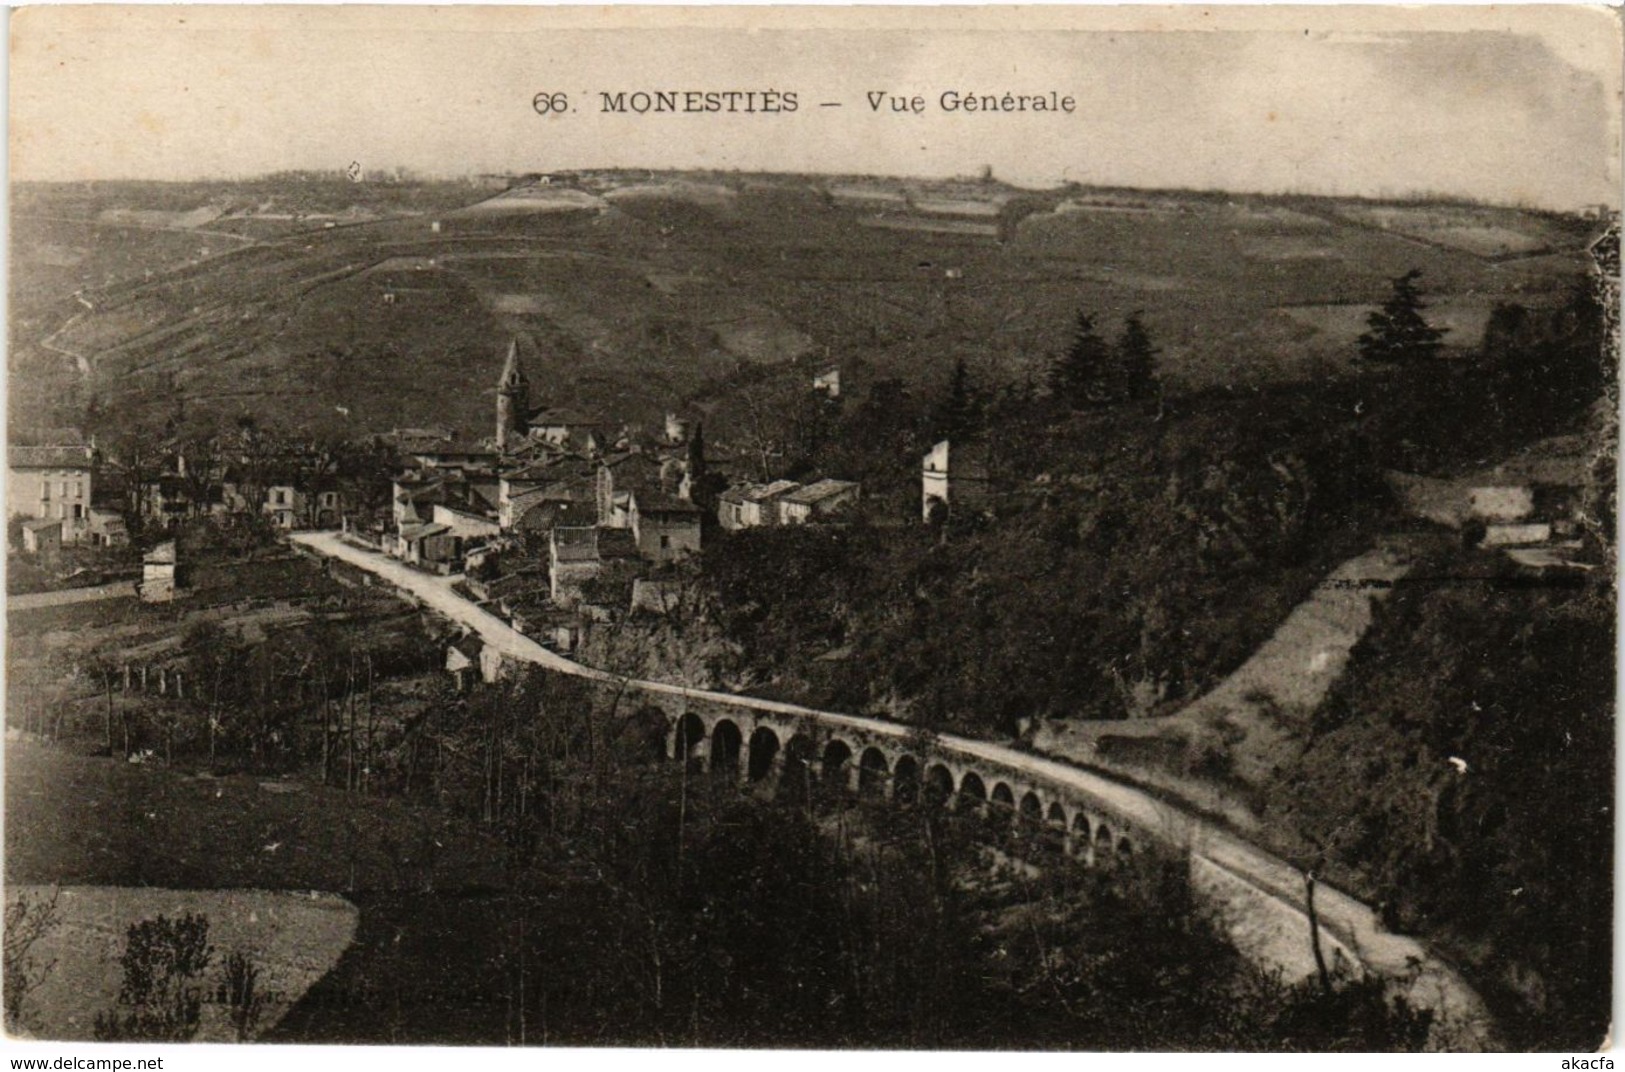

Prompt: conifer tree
[
  {"left": 1049, "top": 312, "right": 1112, "bottom": 408},
  {"left": 936, "top": 358, "right": 984, "bottom": 441},
  {"left": 1115, "top": 312, "right": 1161, "bottom": 403},
  {"left": 1358, "top": 269, "right": 1448, "bottom": 364}
]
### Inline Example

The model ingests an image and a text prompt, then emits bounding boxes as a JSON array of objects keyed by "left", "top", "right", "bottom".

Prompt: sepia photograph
[{"left": 3, "top": 3, "right": 1620, "bottom": 1056}]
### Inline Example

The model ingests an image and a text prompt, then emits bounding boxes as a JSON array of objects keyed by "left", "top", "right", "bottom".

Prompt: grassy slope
[
  {"left": 10, "top": 175, "right": 1598, "bottom": 437},
  {"left": 3, "top": 741, "right": 526, "bottom": 1043},
  {"left": 4, "top": 740, "right": 508, "bottom": 893}
]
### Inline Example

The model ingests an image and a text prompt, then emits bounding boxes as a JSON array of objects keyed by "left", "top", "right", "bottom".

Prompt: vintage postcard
[{"left": 4, "top": 4, "right": 1620, "bottom": 1058}]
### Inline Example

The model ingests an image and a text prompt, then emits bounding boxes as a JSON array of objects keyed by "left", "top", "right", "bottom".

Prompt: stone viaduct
[
  {"left": 641, "top": 682, "right": 1148, "bottom": 867},
  {"left": 291, "top": 531, "right": 1498, "bottom": 1049}
]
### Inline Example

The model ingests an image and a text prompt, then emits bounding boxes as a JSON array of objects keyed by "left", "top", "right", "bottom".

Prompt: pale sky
[{"left": 9, "top": 5, "right": 1622, "bottom": 210}]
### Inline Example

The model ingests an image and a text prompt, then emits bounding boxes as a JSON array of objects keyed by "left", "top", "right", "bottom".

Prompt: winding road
[{"left": 290, "top": 530, "right": 1497, "bottom": 1049}]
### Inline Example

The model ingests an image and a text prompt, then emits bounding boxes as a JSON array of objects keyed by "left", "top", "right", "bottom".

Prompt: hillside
[{"left": 9, "top": 172, "right": 1602, "bottom": 440}]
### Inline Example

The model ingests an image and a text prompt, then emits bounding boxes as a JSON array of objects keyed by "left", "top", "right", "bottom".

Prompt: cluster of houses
[
  {"left": 324, "top": 342, "right": 865, "bottom": 653},
  {"left": 5, "top": 345, "right": 870, "bottom": 580},
  {"left": 4, "top": 423, "right": 361, "bottom": 556},
  {"left": 7, "top": 338, "right": 1048, "bottom": 645},
  {"left": 718, "top": 477, "right": 861, "bottom": 530},
  {"left": 1385, "top": 427, "right": 1600, "bottom": 573}
]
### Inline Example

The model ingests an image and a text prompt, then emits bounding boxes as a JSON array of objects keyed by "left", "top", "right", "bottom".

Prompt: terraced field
[{"left": 10, "top": 174, "right": 1604, "bottom": 439}]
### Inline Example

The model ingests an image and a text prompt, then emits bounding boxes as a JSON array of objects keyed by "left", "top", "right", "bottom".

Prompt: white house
[
  {"left": 718, "top": 479, "right": 801, "bottom": 530},
  {"left": 922, "top": 439, "right": 990, "bottom": 522},
  {"left": 8, "top": 436, "right": 95, "bottom": 544}
]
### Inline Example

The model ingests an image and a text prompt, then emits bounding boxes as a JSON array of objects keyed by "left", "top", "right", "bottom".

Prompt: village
[
  {"left": 4, "top": 221, "right": 1616, "bottom": 1056},
  {"left": 4, "top": 340, "right": 889, "bottom": 669}
]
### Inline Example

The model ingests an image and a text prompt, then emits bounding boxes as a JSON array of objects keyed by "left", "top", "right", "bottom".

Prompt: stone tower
[{"left": 496, "top": 338, "right": 530, "bottom": 451}]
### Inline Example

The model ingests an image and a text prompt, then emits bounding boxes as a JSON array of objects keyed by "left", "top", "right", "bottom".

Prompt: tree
[
  {"left": 684, "top": 423, "right": 725, "bottom": 516},
  {"left": 108, "top": 425, "right": 165, "bottom": 534},
  {"left": 218, "top": 949, "right": 269, "bottom": 1041},
  {"left": 1049, "top": 312, "right": 1113, "bottom": 407},
  {"left": 933, "top": 358, "right": 984, "bottom": 442},
  {"left": 4, "top": 889, "right": 61, "bottom": 1033},
  {"left": 176, "top": 428, "right": 224, "bottom": 520},
  {"left": 332, "top": 435, "right": 398, "bottom": 516},
  {"left": 233, "top": 416, "right": 284, "bottom": 519},
  {"left": 1358, "top": 269, "right": 1448, "bottom": 364},
  {"left": 183, "top": 621, "right": 248, "bottom": 764},
  {"left": 1480, "top": 286, "right": 1608, "bottom": 440},
  {"left": 1115, "top": 312, "right": 1161, "bottom": 403}
]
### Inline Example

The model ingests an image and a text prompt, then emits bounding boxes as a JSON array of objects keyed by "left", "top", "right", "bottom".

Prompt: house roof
[
  {"left": 144, "top": 541, "right": 177, "bottom": 564},
  {"left": 601, "top": 450, "right": 659, "bottom": 469},
  {"left": 505, "top": 455, "right": 595, "bottom": 482},
  {"left": 10, "top": 427, "right": 86, "bottom": 447},
  {"left": 529, "top": 407, "right": 606, "bottom": 428},
  {"left": 598, "top": 529, "right": 641, "bottom": 559},
  {"left": 399, "top": 522, "right": 451, "bottom": 541},
  {"left": 449, "top": 634, "right": 485, "bottom": 661},
  {"left": 414, "top": 441, "right": 498, "bottom": 461},
  {"left": 509, "top": 601, "right": 580, "bottom": 626},
  {"left": 402, "top": 482, "right": 449, "bottom": 505},
  {"left": 9, "top": 444, "right": 94, "bottom": 469},
  {"left": 634, "top": 489, "right": 701, "bottom": 515},
  {"left": 435, "top": 501, "right": 499, "bottom": 523},
  {"left": 515, "top": 498, "right": 593, "bottom": 532},
  {"left": 746, "top": 479, "right": 801, "bottom": 503},
  {"left": 503, "top": 462, "right": 562, "bottom": 483},
  {"left": 482, "top": 570, "right": 550, "bottom": 601},
  {"left": 21, "top": 517, "right": 62, "bottom": 532},
  {"left": 388, "top": 426, "right": 454, "bottom": 442},
  {"left": 782, "top": 478, "right": 859, "bottom": 506},
  {"left": 466, "top": 481, "right": 502, "bottom": 511}
]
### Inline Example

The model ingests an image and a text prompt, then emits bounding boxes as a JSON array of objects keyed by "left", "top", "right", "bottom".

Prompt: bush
[{"left": 93, "top": 913, "right": 213, "bottom": 1041}]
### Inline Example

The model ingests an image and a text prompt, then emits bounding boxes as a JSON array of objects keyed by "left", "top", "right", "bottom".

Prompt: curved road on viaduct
[{"left": 291, "top": 531, "right": 1496, "bottom": 1050}]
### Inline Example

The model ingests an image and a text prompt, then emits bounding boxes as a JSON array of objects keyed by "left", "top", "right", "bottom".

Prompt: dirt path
[
  {"left": 7, "top": 581, "right": 138, "bottom": 612},
  {"left": 1034, "top": 545, "right": 1414, "bottom": 818}
]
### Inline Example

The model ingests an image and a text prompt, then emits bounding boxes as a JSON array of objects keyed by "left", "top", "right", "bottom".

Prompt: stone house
[
  {"left": 20, "top": 517, "right": 62, "bottom": 557},
  {"left": 596, "top": 451, "right": 664, "bottom": 529},
  {"left": 87, "top": 507, "right": 129, "bottom": 547},
  {"left": 527, "top": 408, "right": 611, "bottom": 454},
  {"left": 264, "top": 483, "right": 306, "bottom": 529},
  {"left": 445, "top": 634, "right": 485, "bottom": 692},
  {"left": 432, "top": 502, "right": 502, "bottom": 544},
  {"left": 140, "top": 540, "right": 179, "bottom": 602},
  {"left": 628, "top": 489, "right": 702, "bottom": 564},
  {"left": 780, "top": 478, "right": 861, "bottom": 524},
  {"left": 548, "top": 526, "right": 640, "bottom": 608},
  {"left": 718, "top": 479, "right": 800, "bottom": 530},
  {"left": 394, "top": 522, "right": 458, "bottom": 569}
]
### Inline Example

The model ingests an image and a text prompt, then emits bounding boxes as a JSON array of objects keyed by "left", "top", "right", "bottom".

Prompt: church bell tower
[{"left": 496, "top": 338, "right": 530, "bottom": 452}]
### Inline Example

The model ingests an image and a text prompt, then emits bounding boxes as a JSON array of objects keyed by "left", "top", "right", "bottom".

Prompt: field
[
  {"left": 8, "top": 172, "right": 1603, "bottom": 440},
  {"left": 5, "top": 884, "right": 358, "bottom": 1041},
  {"left": 3, "top": 739, "right": 512, "bottom": 1042}
]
